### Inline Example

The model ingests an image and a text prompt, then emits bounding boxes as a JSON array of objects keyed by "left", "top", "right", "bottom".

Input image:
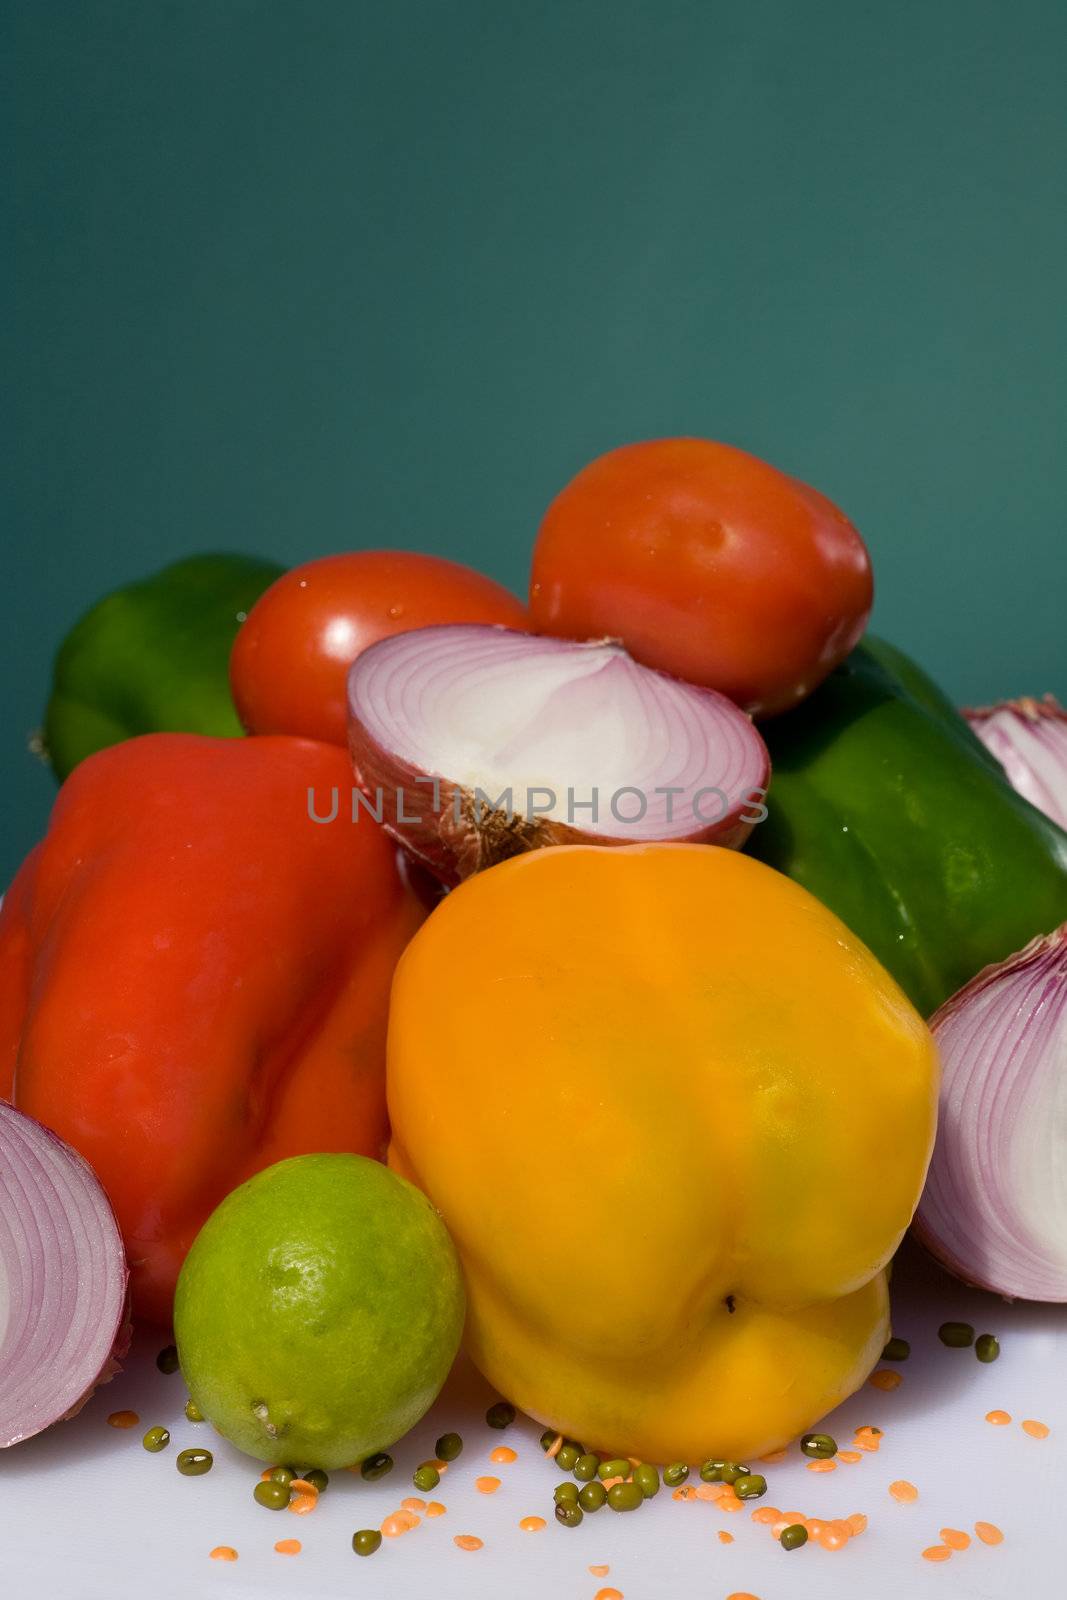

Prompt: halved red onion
[
  {"left": 913, "top": 925, "right": 1067, "bottom": 1301},
  {"left": 1, "top": 1102, "right": 129, "bottom": 1447},
  {"left": 964, "top": 695, "right": 1067, "bottom": 829},
  {"left": 347, "top": 624, "right": 770, "bottom": 883}
]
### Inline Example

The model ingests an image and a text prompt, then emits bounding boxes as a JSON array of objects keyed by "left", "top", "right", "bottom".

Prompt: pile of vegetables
[{"left": 2, "top": 435, "right": 1064, "bottom": 1477}]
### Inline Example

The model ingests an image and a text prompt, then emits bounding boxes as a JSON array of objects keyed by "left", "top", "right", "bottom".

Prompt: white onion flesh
[
  {"left": 913, "top": 924, "right": 1067, "bottom": 1301},
  {"left": 0, "top": 1103, "right": 129, "bottom": 1447},
  {"left": 964, "top": 696, "right": 1067, "bottom": 830},
  {"left": 348, "top": 624, "right": 770, "bottom": 883}
]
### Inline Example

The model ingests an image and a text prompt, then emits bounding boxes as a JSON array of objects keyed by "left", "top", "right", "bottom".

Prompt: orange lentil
[
  {"left": 209, "top": 1547, "right": 238, "bottom": 1562},
  {"left": 1022, "top": 1419, "right": 1050, "bottom": 1439},
  {"left": 975, "top": 1521, "right": 1004, "bottom": 1545},
  {"left": 545, "top": 1433, "right": 563, "bottom": 1459},
  {"left": 475, "top": 1475, "right": 501, "bottom": 1494},
  {"left": 594, "top": 1590, "right": 623, "bottom": 1600},
  {"left": 589, "top": 1566, "right": 610, "bottom": 1578},
  {"left": 718, "top": 1488, "right": 744, "bottom": 1512},
  {"left": 381, "top": 1510, "right": 420, "bottom": 1537},
  {"left": 289, "top": 1479, "right": 318, "bottom": 1495},
  {"left": 274, "top": 1539, "right": 301, "bottom": 1556},
  {"left": 288, "top": 1493, "right": 317, "bottom": 1516},
  {"left": 402, "top": 1497, "right": 427, "bottom": 1513},
  {"left": 751, "top": 1506, "right": 782, "bottom": 1525},
  {"left": 490, "top": 1445, "right": 518, "bottom": 1465},
  {"left": 817, "top": 1522, "right": 850, "bottom": 1551},
  {"left": 260, "top": 1468, "right": 274, "bottom": 1481},
  {"left": 985, "top": 1409, "right": 1011, "bottom": 1425},
  {"left": 940, "top": 1528, "right": 970, "bottom": 1550},
  {"left": 428, "top": 1459, "right": 449, "bottom": 1473},
  {"left": 759, "top": 1447, "right": 788, "bottom": 1463},
  {"left": 771, "top": 1512, "right": 807, "bottom": 1537},
  {"left": 718, "top": 1530, "right": 734, "bottom": 1544},
  {"left": 837, "top": 1449, "right": 862, "bottom": 1464},
  {"left": 425, "top": 1502, "right": 446, "bottom": 1518},
  {"left": 869, "top": 1369, "right": 903, "bottom": 1391},
  {"left": 519, "top": 1515, "right": 546, "bottom": 1532},
  {"left": 922, "top": 1545, "right": 952, "bottom": 1562},
  {"left": 672, "top": 1486, "right": 692, "bottom": 1501},
  {"left": 726, "top": 1593, "right": 762, "bottom": 1600},
  {"left": 805, "top": 1519, "right": 827, "bottom": 1540},
  {"left": 807, "top": 1458, "right": 837, "bottom": 1473},
  {"left": 453, "top": 1534, "right": 483, "bottom": 1551},
  {"left": 846, "top": 1513, "right": 868, "bottom": 1535},
  {"left": 853, "top": 1427, "right": 882, "bottom": 1453},
  {"left": 889, "top": 1480, "right": 919, "bottom": 1503},
  {"left": 106, "top": 1410, "right": 139, "bottom": 1429}
]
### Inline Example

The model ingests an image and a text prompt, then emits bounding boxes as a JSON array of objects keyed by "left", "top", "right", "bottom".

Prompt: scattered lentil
[
  {"left": 986, "top": 1409, "right": 1012, "bottom": 1425},
  {"left": 519, "top": 1515, "right": 546, "bottom": 1532},
  {"left": 940, "top": 1528, "right": 970, "bottom": 1550},
  {"left": 107, "top": 1410, "right": 139, "bottom": 1429},
  {"left": 922, "top": 1545, "right": 952, "bottom": 1562},
  {"left": 475, "top": 1476, "right": 500, "bottom": 1494},
  {"left": 490, "top": 1445, "right": 518, "bottom": 1465},
  {"left": 274, "top": 1539, "right": 301, "bottom": 1555},
  {"left": 209, "top": 1547, "right": 237, "bottom": 1561},
  {"left": 869, "top": 1369, "right": 903, "bottom": 1391},
  {"left": 889, "top": 1480, "right": 918, "bottom": 1503},
  {"left": 1022, "top": 1419, "right": 1050, "bottom": 1439},
  {"left": 974, "top": 1521, "right": 1004, "bottom": 1545}
]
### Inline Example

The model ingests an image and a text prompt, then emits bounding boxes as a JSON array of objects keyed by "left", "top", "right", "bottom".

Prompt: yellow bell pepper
[{"left": 388, "top": 844, "right": 938, "bottom": 1462}]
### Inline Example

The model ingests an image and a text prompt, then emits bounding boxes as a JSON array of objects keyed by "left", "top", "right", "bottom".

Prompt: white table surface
[{"left": 3, "top": 1240, "right": 1061, "bottom": 1600}]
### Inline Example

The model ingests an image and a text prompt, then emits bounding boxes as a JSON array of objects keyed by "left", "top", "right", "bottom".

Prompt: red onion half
[
  {"left": 964, "top": 696, "right": 1067, "bottom": 830},
  {"left": 1, "top": 1103, "right": 129, "bottom": 1447},
  {"left": 913, "top": 925, "right": 1067, "bottom": 1301},
  {"left": 348, "top": 624, "right": 770, "bottom": 883}
]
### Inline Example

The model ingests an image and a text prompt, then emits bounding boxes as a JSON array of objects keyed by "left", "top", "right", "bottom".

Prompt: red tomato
[
  {"left": 529, "top": 439, "right": 873, "bottom": 717},
  {"left": 231, "top": 552, "right": 528, "bottom": 744}
]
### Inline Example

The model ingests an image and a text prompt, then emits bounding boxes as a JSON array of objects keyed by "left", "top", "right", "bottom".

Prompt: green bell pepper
[
  {"left": 43, "top": 553, "right": 284, "bottom": 780},
  {"left": 749, "top": 637, "right": 1067, "bottom": 1014}
]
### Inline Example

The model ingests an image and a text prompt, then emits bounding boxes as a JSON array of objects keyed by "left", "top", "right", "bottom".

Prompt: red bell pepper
[{"left": 0, "top": 733, "right": 424, "bottom": 1322}]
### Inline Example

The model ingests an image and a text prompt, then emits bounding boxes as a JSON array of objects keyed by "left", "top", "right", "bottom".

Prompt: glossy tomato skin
[
  {"left": 529, "top": 439, "right": 873, "bottom": 717},
  {"left": 231, "top": 551, "right": 528, "bottom": 744}
]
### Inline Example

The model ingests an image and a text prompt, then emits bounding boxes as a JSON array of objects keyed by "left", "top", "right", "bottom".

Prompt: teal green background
[{"left": 6, "top": 0, "right": 1065, "bottom": 884}]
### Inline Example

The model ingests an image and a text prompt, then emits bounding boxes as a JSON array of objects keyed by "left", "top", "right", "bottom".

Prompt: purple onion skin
[
  {"left": 912, "top": 924, "right": 1067, "bottom": 1302},
  {"left": 964, "top": 696, "right": 1067, "bottom": 831},
  {"left": 349, "top": 719, "right": 766, "bottom": 887},
  {"left": 0, "top": 1104, "right": 130, "bottom": 1448}
]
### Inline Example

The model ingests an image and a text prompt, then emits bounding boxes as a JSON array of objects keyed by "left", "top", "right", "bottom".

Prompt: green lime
[{"left": 174, "top": 1154, "right": 465, "bottom": 1469}]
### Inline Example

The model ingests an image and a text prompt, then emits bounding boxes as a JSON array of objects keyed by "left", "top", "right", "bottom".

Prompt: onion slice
[
  {"left": 964, "top": 695, "right": 1067, "bottom": 830},
  {"left": 0, "top": 1102, "right": 129, "bottom": 1447},
  {"left": 913, "top": 925, "right": 1067, "bottom": 1301},
  {"left": 347, "top": 624, "right": 770, "bottom": 883}
]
